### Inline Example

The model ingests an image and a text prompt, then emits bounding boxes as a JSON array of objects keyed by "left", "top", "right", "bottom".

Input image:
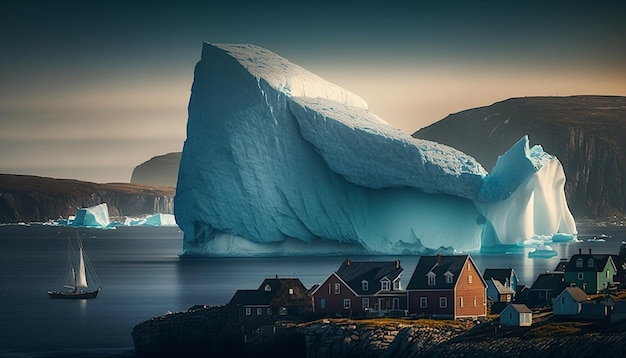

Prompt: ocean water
[{"left": 0, "top": 224, "right": 624, "bottom": 357}]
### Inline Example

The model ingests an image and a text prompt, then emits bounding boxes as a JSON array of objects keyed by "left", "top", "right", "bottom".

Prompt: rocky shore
[{"left": 132, "top": 307, "right": 626, "bottom": 357}]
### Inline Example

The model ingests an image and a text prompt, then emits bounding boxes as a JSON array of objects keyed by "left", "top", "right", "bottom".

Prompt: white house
[
  {"left": 553, "top": 287, "right": 590, "bottom": 316},
  {"left": 500, "top": 303, "right": 532, "bottom": 327}
]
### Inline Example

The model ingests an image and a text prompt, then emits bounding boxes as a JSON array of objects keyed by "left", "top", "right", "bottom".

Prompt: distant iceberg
[
  {"left": 174, "top": 43, "right": 577, "bottom": 256},
  {"left": 59, "top": 203, "right": 176, "bottom": 228},
  {"left": 70, "top": 203, "right": 110, "bottom": 227}
]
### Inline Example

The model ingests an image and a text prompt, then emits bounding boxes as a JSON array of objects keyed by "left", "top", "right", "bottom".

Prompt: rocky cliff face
[
  {"left": 131, "top": 152, "right": 181, "bottom": 187},
  {"left": 413, "top": 96, "right": 626, "bottom": 218},
  {"left": 0, "top": 174, "right": 175, "bottom": 223}
]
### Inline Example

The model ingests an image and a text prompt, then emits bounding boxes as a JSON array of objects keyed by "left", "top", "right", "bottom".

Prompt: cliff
[
  {"left": 131, "top": 152, "right": 181, "bottom": 187},
  {"left": 0, "top": 174, "right": 175, "bottom": 223},
  {"left": 413, "top": 95, "right": 626, "bottom": 218}
]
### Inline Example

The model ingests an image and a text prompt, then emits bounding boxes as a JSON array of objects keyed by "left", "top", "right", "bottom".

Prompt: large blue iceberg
[{"left": 174, "top": 43, "right": 577, "bottom": 256}]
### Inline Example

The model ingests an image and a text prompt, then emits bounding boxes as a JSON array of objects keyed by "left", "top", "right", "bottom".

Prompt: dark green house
[{"left": 564, "top": 248, "right": 617, "bottom": 294}]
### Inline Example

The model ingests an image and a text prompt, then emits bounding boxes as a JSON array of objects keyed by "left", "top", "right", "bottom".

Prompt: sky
[{"left": 1, "top": 0, "right": 625, "bottom": 183}]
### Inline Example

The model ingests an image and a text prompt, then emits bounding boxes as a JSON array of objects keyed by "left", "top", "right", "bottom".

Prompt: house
[
  {"left": 610, "top": 301, "right": 626, "bottom": 323},
  {"left": 483, "top": 268, "right": 518, "bottom": 313},
  {"left": 228, "top": 277, "right": 312, "bottom": 329},
  {"left": 553, "top": 287, "right": 590, "bottom": 316},
  {"left": 520, "top": 271, "right": 567, "bottom": 308},
  {"left": 611, "top": 242, "right": 626, "bottom": 286},
  {"left": 500, "top": 303, "right": 532, "bottom": 327},
  {"left": 483, "top": 268, "right": 519, "bottom": 299},
  {"left": 311, "top": 259, "right": 407, "bottom": 317},
  {"left": 563, "top": 248, "right": 617, "bottom": 294},
  {"left": 406, "top": 254, "right": 487, "bottom": 319}
]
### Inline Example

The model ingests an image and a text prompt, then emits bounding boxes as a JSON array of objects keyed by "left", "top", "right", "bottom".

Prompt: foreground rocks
[{"left": 133, "top": 307, "right": 626, "bottom": 357}]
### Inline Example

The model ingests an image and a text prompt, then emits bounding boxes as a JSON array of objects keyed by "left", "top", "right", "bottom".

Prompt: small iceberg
[
  {"left": 587, "top": 236, "right": 606, "bottom": 242},
  {"left": 528, "top": 245, "right": 558, "bottom": 258},
  {"left": 552, "top": 233, "right": 575, "bottom": 242}
]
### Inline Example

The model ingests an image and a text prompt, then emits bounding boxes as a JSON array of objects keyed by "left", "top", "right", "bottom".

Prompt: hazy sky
[{"left": 1, "top": 0, "right": 625, "bottom": 183}]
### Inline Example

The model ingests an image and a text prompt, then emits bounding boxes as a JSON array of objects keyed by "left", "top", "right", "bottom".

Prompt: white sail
[{"left": 75, "top": 247, "right": 88, "bottom": 289}]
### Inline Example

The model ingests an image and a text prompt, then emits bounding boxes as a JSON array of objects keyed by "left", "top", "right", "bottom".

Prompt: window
[
  {"left": 420, "top": 297, "right": 427, "bottom": 308},
  {"left": 343, "top": 299, "right": 351, "bottom": 309},
  {"left": 320, "top": 298, "right": 326, "bottom": 309},
  {"left": 427, "top": 273, "right": 436, "bottom": 286},
  {"left": 362, "top": 298, "right": 369, "bottom": 309},
  {"left": 279, "top": 307, "right": 287, "bottom": 316},
  {"left": 362, "top": 280, "right": 369, "bottom": 291},
  {"left": 264, "top": 284, "right": 271, "bottom": 291},
  {"left": 245, "top": 308, "right": 252, "bottom": 316},
  {"left": 468, "top": 275, "right": 473, "bottom": 284},
  {"left": 588, "top": 258, "right": 594, "bottom": 267},
  {"left": 381, "top": 280, "right": 390, "bottom": 291},
  {"left": 289, "top": 288, "right": 294, "bottom": 295},
  {"left": 473, "top": 297, "right": 477, "bottom": 307},
  {"left": 267, "top": 308, "right": 272, "bottom": 315},
  {"left": 439, "top": 297, "right": 448, "bottom": 308},
  {"left": 576, "top": 258, "right": 583, "bottom": 268},
  {"left": 607, "top": 270, "right": 610, "bottom": 279},
  {"left": 334, "top": 283, "right": 341, "bottom": 294},
  {"left": 393, "top": 280, "right": 401, "bottom": 290},
  {"left": 460, "top": 297, "right": 464, "bottom": 307},
  {"left": 467, "top": 263, "right": 471, "bottom": 271},
  {"left": 578, "top": 272, "right": 584, "bottom": 280},
  {"left": 393, "top": 298, "right": 400, "bottom": 309},
  {"left": 257, "top": 308, "right": 263, "bottom": 315},
  {"left": 446, "top": 275, "right": 453, "bottom": 284}
]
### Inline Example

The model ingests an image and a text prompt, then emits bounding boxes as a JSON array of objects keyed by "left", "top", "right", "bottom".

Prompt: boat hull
[{"left": 47, "top": 289, "right": 100, "bottom": 299}]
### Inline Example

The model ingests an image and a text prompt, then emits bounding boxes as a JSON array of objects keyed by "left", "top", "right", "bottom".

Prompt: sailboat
[{"left": 48, "top": 233, "right": 101, "bottom": 299}]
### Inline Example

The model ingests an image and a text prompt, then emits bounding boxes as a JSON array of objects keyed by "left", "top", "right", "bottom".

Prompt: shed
[
  {"left": 553, "top": 287, "right": 590, "bottom": 316},
  {"left": 500, "top": 303, "right": 532, "bottom": 327}
]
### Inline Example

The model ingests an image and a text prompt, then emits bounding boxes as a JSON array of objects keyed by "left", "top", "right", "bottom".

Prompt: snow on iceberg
[{"left": 174, "top": 42, "right": 577, "bottom": 256}]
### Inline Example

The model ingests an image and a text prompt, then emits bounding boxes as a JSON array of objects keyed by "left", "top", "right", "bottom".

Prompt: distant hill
[
  {"left": 0, "top": 174, "right": 176, "bottom": 223},
  {"left": 131, "top": 152, "right": 181, "bottom": 187},
  {"left": 413, "top": 95, "right": 626, "bottom": 218}
]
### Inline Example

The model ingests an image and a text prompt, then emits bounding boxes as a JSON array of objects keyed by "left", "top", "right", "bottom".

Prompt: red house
[
  {"left": 407, "top": 254, "right": 487, "bottom": 319},
  {"left": 311, "top": 259, "right": 407, "bottom": 317}
]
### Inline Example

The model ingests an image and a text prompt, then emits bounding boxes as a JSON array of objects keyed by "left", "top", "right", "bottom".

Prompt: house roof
[
  {"left": 483, "top": 268, "right": 515, "bottom": 284},
  {"left": 491, "top": 278, "right": 515, "bottom": 295},
  {"left": 562, "top": 286, "right": 590, "bottom": 302},
  {"left": 229, "top": 278, "right": 310, "bottom": 306},
  {"left": 530, "top": 272, "right": 565, "bottom": 291},
  {"left": 336, "top": 260, "right": 403, "bottom": 295},
  {"left": 406, "top": 255, "right": 485, "bottom": 290},
  {"left": 508, "top": 303, "right": 532, "bottom": 314},
  {"left": 565, "top": 253, "right": 614, "bottom": 273},
  {"left": 229, "top": 289, "right": 273, "bottom": 306}
]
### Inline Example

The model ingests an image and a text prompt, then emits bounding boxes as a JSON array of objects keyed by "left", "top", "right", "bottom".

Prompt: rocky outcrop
[
  {"left": 131, "top": 152, "right": 181, "bottom": 187},
  {"left": 413, "top": 96, "right": 626, "bottom": 218},
  {"left": 0, "top": 174, "right": 175, "bottom": 223},
  {"left": 132, "top": 311, "right": 626, "bottom": 358}
]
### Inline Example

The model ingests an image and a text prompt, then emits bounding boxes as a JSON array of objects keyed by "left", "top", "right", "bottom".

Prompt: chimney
[
  {"left": 396, "top": 260, "right": 401, "bottom": 269},
  {"left": 579, "top": 248, "right": 582, "bottom": 255},
  {"left": 437, "top": 253, "right": 441, "bottom": 265},
  {"left": 589, "top": 248, "right": 592, "bottom": 255},
  {"left": 346, "top": 258, "right": 351, "bottom": 266}
]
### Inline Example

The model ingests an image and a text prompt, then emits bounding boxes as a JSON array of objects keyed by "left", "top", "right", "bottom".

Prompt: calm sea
[{"left": 1, "top": 224, "right": 625, "bottom": 357}]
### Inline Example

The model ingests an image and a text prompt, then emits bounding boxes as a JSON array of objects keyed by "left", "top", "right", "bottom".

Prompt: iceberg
[
  {"left": 70, "top": 203, "right": 110, "bottom": 228},
  {"left": 174, "top": 42, "right": 577, "bottom": 256}
]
